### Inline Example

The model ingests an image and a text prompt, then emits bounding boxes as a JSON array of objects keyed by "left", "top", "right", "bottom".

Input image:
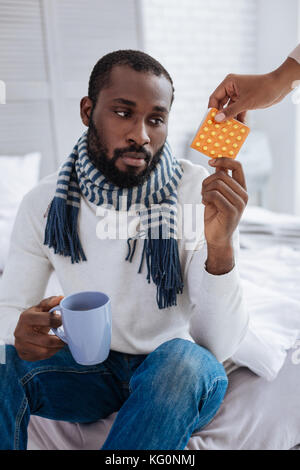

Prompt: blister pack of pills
[{"left": 190, "top": 108, "right": 250, "bottom": 159}]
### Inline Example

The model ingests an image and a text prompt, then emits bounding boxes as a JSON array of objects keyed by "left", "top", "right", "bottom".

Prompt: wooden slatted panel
[{"left": 0, "top": 0, "right": 47, "bottom": 81}]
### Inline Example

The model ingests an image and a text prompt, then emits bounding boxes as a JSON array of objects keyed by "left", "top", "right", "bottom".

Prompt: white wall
[
  {"left": 254, "top": 0, "right": 299, "bottom": 214},
  {"left": 294, "top": 3, "right": 300, "bottom": 216}
]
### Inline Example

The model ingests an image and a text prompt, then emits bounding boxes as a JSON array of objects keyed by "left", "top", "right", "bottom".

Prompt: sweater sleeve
[
  {"left": 289, "top": 44, "right": 300, "bottom": 64},
  {"left": 187, "top": 229, "right": 249, "bottom": 362},
  {"left": 0, "top": 191, "right": 53, "bottom": 345}
]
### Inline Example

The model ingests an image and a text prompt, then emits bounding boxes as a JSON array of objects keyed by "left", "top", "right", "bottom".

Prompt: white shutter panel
[
  {"left": 0, "top": 0, "right": 55, "bottom": 177},
  {"left": 0, "top": 0, "right": 47, "bottom": 81}
]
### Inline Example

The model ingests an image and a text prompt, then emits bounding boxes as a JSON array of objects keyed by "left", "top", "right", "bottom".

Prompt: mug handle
[{"left": 49, "top": 305, "right": 68, "bottom": 343}]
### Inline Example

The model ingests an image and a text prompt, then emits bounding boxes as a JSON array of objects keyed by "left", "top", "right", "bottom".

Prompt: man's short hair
[{"left": 88, "top": 49, "right": 175, "bottom": 107}]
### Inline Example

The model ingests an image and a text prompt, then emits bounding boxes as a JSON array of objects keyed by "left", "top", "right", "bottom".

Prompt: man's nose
[{"left": 126, "top": 119, "right": 150, "bottom": 147}]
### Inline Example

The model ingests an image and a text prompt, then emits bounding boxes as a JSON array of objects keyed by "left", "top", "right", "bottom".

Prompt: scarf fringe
[
  {"left": 126, "top": 236, "right": 183, "bottom": 309},
  {"left": 44, "top": 198, "right": 87, "bottom": 264},
  {"left": 146, "top": 238, "right": 183, "bottom": 309}
]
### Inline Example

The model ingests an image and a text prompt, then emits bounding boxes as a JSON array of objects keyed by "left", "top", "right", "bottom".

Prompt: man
[{"left": 0, "top": 50, "right": 248, "bottom": 450}]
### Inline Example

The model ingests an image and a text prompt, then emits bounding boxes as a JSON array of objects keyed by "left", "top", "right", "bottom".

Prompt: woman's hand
[{"left": 208, "top": 57, "right": 300, "bottom": 122}]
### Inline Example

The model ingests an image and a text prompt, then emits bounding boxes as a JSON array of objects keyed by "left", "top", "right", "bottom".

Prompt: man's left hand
[{"left": 201, "top": 157, "right": 248, "bottom": 248}]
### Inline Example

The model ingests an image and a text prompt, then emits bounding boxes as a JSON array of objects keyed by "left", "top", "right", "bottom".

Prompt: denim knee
[
  {"left": 129, "top": 338, "right": 228, "bottom": 402},
  {"left": 153, "top": 338, "right": 226, "bottom": 379}
]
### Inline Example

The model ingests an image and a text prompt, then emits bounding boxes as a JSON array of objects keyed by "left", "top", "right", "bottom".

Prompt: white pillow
[
  {"left": 0, "top": 152, "right": 41, "bottom": 270},
  {"left": 231, "top": 244, "right": 300, "bottom": 380},
  {"left": 231, "top": 278, "right": 300, "bottom": 380}
]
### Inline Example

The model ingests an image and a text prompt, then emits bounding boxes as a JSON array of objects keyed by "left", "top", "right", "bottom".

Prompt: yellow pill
[
  {"left": 218, "top": 135, "right": 223, "bottom": 140},
  {"left": 229, "top": 132, "right": 234, "bottom": 137},
  {"left": 211, "top": 111, "right": 216, "bottom": 117},
  {"left": 203, "top": 146, "right": 208, "bottom": 151},
  {"left": 218, "top": 154, "right": 222, "bottom": 158},
  {"left": 233, "top": 124, "right": 239, "bottom": 129},
  {"left": 211, "top": 131, "right": 216, "bottom": 136},
  {"left": 215, "top": 124, "right": 220, "bottom": 128},
  {"left": 204, "top": 127, "right": 209, "bottom": 132},
  {"left": 196, "top": 142, "right": 201, "bottom": 147},
  {"left": 241, "top": 128, "right": 246, "bottom": 133},
  {"left": 225, "top": 139, "right": 231, "bottom": 144},
  {"left": 233, "top": 143, "right": 238, "bottom": 148},
  {"left": 237, "top": 136, "right": 242, "bottom": 141},
  {"left": 222, "top": 128, "right": 227, "bottom": 133},
  {"left": 227, "top": 121, "right": 231, "bottom": 125},
  {"left": 210, "top": 150, "right": 215, "bottom": 155},
  {"left": 208, "top": 120, "right": 212, "bottom": 124},
  {"left": 214, "top": 142, "right": 220, "bottom": 147},
  {"left": 199, "top": 134, "right": 205, "bottom": 139},
  {"left": 229, "top": 151, "right": 234, "bottom": 156},
  {"left": 222, "top": 146, "right": 227, "bottom": 151},
  {"left": 207, "top": 138, "right": 212, "bottom": 143}
]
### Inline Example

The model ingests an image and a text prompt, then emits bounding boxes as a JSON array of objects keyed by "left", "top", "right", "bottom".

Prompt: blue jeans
[{"left": 0, "top": 338, "right": 228, "bottom": 450}]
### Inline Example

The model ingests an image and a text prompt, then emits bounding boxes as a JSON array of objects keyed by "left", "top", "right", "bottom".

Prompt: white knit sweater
[{"left": 0, "top": 159, "right": 248, "bottom": 366}]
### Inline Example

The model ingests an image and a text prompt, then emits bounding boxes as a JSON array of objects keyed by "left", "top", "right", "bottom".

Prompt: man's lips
[
  {"left": 122, "top": 152, "right": 146, "bottom": 159},
  {"left": 121, "top": 152, "right": 147, "bottom": 167}
]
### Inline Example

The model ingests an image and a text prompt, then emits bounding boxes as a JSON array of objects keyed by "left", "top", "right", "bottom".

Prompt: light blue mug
[{"left": 49, "top": 291, "right": 112, "bottom": 366}]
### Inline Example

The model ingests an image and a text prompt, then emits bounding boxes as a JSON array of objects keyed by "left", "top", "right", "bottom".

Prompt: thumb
[
  {"left": 38, "top": 295, "right": 64, "bottom": 311},
  {"left": 214, "top": 100, "right": 246, "bottom": 122}
]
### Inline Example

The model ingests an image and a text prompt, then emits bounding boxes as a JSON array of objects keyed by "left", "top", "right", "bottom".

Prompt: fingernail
[
  {"left": 208, "top": 159, "right": 216, "bottom": 164},
  {"left": 215, "top": 112, "right": 225, "bottom": 122}
]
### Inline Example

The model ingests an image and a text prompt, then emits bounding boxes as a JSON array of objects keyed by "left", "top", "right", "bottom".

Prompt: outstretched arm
[{"left": 208, "top": 48, "right": 300, "bottom": 123}]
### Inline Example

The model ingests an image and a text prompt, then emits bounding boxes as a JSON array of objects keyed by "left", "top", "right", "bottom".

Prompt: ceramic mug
[{"left": 49, "top": 291, "right": 111, "bottom": 365}]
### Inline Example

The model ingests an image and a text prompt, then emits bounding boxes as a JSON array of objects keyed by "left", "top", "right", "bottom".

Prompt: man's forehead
[{"left": 101, "top": 65, "right": 172, "bottom": 109}]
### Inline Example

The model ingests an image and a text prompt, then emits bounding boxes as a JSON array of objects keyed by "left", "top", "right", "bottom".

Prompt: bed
[{"left": 0, "top": 151, "right": 300, "bottom": 449}]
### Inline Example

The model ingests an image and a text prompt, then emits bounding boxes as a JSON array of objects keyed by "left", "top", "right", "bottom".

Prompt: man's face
[{"left": 80, "top": 65, "right": 173, "bottom": 188}]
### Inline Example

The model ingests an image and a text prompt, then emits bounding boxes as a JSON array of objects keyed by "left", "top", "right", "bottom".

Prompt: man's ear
[{"left": 80, "top": 96, "right": 93, "bottom": 127}]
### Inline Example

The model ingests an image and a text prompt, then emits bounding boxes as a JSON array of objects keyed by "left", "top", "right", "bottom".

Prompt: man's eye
[
  {"left": 115, "top": 111, "right": 130, "bottom": 118},
  {"left": 114, "top": 111, "right": 164, "bottom": 125},
  {"left": 150, "top": 118, "right": 164, "bottom": 125}
]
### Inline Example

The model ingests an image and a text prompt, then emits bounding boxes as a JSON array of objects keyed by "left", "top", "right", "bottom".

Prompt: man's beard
[{"left": 87, "top": 118, "right": 165, "bottom": 188}]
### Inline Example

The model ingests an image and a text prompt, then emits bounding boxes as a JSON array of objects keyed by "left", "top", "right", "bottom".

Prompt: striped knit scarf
[{"left": 44, "top": 131, "right": 184, "bottom": 309}]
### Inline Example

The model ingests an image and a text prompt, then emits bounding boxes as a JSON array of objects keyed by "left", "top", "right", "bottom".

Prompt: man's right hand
[{"left": 14, "top": 296, "right": 65, "bottom": 362}]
